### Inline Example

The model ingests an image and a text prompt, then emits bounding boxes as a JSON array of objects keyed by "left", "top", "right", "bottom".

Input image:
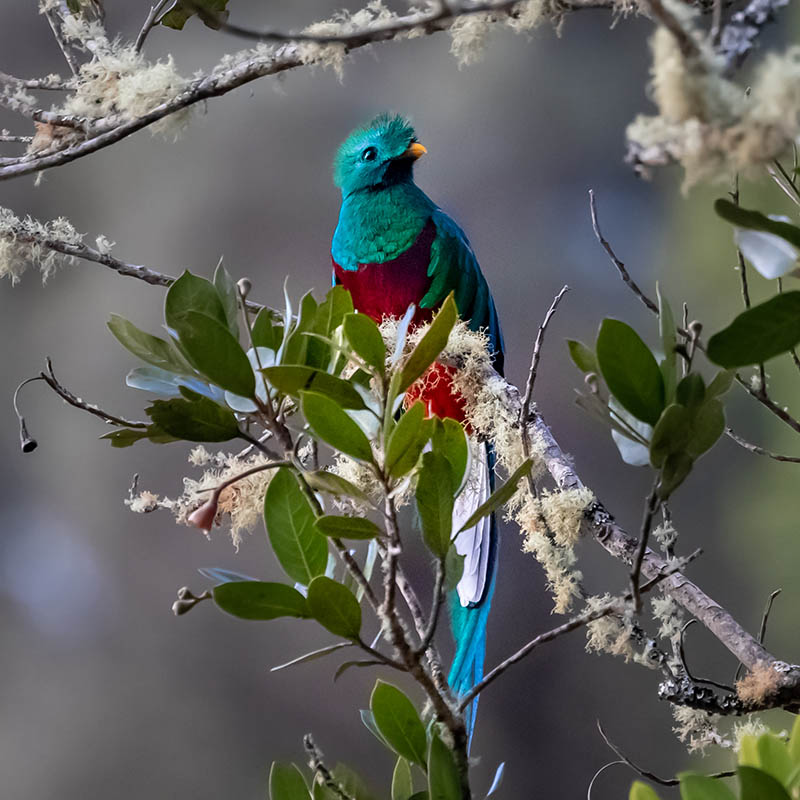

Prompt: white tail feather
[{"left": 453, "top": 447, "right": 492, "bottom": 607}]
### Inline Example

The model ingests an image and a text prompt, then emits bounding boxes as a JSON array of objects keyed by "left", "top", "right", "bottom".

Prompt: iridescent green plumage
[{"left": 331, "top": 114, "right": 504, "bottom": 745}]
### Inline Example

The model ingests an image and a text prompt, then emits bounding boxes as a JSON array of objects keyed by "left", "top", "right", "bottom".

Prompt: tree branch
[{"left": 0, "top": 0, "right": 613, "bottom": 182}]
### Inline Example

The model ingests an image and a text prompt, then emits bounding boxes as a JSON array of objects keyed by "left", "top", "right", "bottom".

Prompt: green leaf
[
  {"left": 99, "top": 425, "right": 179, "bottom": 447},
  {"left": 315, "top": 515, "right": 382, "bottom": 540},
  {"left": 269, "top": 762, "right": 310, "bottom": 800},
  {"left": 757, "top": 735, "right": 794, "bottom": 786},
  {"left": 330, "top": 764, "right": 378, "bottom": 800},
  {"left": 392, "top": 758, "right": 414, "bottom": 800},
  {"left": 431, "top": 418, "right": 469, "bottom": 491},
  {"left": 301, "top": 391, "right": 374, "bottom": 462},
  {"left": 678, "top": 773, "right": 736, "bottom": 800},
  {"left": 707, "top": 369, "right": 735, "bottom": 398},
  {"left": 427, "top": 734, "right": 460, "bottom": 800},
  {"left": 386, "top": 402, "right": 432, "bottom": 478},
  {"left": 262, "top": 366, "right": 366, "bottom": 410},
  {"left": 707, "top": 293, "right": 800, "bottom": 367},
  {"left": 686, "top": 399, "right": 725, "bottom": 458},
  {"left": 596, "top": 318, "right": 665, "bottom": 425},
  {"left": 659, "top": 451, "right": 694, "bottom": 499},
  {"left": 107, "top": 314, "right": 193, "bottom": 375},
  {"left": 444, "top": 545, "right": 465, "bottom": 592},
  {"left": 630, "top": 782, "right": 662, "bottom": 800},
  {"left": 165, "top": 270, "right": 228, "bottom": 329},
  {"left": 677, "top": 373, "right": 705, "bottom": 408},
  {"left": 456, "top": 458, "right": 532, "bottom": 533},
  {"left": 567, "top": 339, "right": 599, "bottom": 373},
  {"left": 304, "top": 471, "right": 372, "bottom": 505},
  {"left": 252, "top": 307, "right": 283, "bottom": 351},
  {"left": 212, "top": 263, "right": 238, "bottom": 335},
  {"left": 160, "top": 0, "right": 230, "bottom": 30},
  {"left": 658, "top": 284, "right": 678, "bottom": 404},
  {"left": 408, "top": 794, "right": 429, "bottom": 800},
  {"left": 172, "top": 310, "right": 255, "bottom": 397},
  {"left": 649, "top": 404, "right": 691, "bottom": 469},
  {"left": 306, "top": 576, "right": 362, "bottom": 639},
  {"left": 399, "top": 295, "right": 458, "bottom": 392},
  {"left": 307, "top": 286, "right": 355, "bottom": 370},
  {"left": 283, "top": 292, "right": 319, "bottom": 366},
  {"left": 213, "top": 581, "right": 310, "bottom": 621},
  {"left": 416, "top": 451, "right": 455, "bottom": 558},
  {"left": 738, "top": 766, "right": 792, "bottom": 800},
  {"left": 264, "top": 468, "right": 328, "bottom": 585},
  {"left": 788, "top": 715, "right": 800, "bottom": 764},
  {"left": 146, "top": 389, "right": 241, "bottom": 442},
  {"left": 370, "top": 681, "right": 428, "bottom": 767},
  {"left": 344, "top": 313, "right": 386, "bottom": 372},
  {"left": 715, "top": 198, "right": 800, "bottom": 249}
]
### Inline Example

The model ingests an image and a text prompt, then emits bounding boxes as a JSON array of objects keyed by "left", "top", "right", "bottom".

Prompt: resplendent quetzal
[{"left": 331, "top": 113, "right": 504, "bottom": 740}]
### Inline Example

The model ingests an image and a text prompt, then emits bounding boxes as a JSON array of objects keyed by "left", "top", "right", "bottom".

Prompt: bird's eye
[{"left": 362, "top": 146, "right": 378, "bottom": 162}]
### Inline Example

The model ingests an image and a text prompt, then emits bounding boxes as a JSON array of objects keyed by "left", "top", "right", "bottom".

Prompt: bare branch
[
  {"left": 183, "top": 0, "right": 616, "bottom": 47},
  {"left": 458, "top": 548, "right": 696, "bottom": 708},
  {"left": 135, "top": 0, "right": 173, "bottom": 53},
  {"left": 726, "top": 428, "right": 800, "bottom": 463},
  {"left": 0, "top": 0, "right": 618, "bottom": 182},
  {"left": 588, "top": 190, "right": 659, "bottom": 314},
  {"left": 520, "top": 284, "right": 569, "bottom": 501},
  {"left": 39, "top": 357, "right": 148, "bottom": 428},
  {"left": 0, "top": 72, "right": 70, "bottom": 91},
  {"left": 596, "top": 720, "right": 735, "bottom": 786},
  {"left": 630, "top": 482, "right": 661, "bottom": 612},
  {"left": 415, "top": 559, "right": 446, "bottom": 656},
  {"left": 304, "top": 734, "right": 356, "bottom": 800}
]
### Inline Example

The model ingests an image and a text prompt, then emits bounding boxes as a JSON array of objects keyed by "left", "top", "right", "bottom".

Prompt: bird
[{"left": 330, "top": 113, "right": 504, "bottom": 742}]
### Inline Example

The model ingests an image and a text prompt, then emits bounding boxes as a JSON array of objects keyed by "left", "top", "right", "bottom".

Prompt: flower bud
[
  {"left": 172, "top": 599, "right": 195, "bottom": 616},
  {"left": 187, "top": 491, "right": 220, "bottom": 533},
  {"left": 237, "top": 278, "right": 252, "bottom": 298},
  {"left": 177, "top": 586, "right": 193, "bottom": 600}
]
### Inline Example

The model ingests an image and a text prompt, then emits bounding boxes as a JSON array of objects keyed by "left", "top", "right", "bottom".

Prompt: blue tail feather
[{"left": 448, "top": 443, "right": 499, "bottom": 748}]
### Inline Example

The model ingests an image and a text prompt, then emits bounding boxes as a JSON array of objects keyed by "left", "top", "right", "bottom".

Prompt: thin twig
[
  {"left": 596, "top": 721, "right": 735, "bottom": 787},
  {"left": 521, "top": 285, "right": 570, "bottom": 416},
  {"left": 519, "top": 284, "right": 569, "bottom": 500},
  {"left": 415, "top": 559, "right": 445, "bottom": 656},
  {"left": 726, "top": 428, "right": 800, "bottom": 463},
  {"left": 759, "top": 589, "right": 782, "bottom": 645},
  {"left": 458, "top": 557, "right": 689, "bottom": 711},
  {"left": 631, "top": 482, "right": 661, "bottom": 612},
  {"left": 303, "top": 735, "right": 356, "bottom": 800},
  {"left": 0, "top": 71, "right": 70, "bottom": 91},
  {"left": 333, "top": 539, "right": 381, "bottom": 613},
  {"left": 734, "top": 589, "right": 782, "bottom": 683},
  {"left": 39, "top": 357, "right": 149, "bottom": 428},
  {"left": 678, "top": 620, "right": 736, "bottom": 692},
  {"left": 588, "top": 190, "right": 659, "bottom": 314},
  {"left": 43, "top": 8, "right": 81, "bottom": 76},
  {"left": 135, "top": 0, "right": 172, "bottom": 53}
]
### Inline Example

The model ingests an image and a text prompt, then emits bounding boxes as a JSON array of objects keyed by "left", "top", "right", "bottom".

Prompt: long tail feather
[{"left": 448, "top": 444, "right": 498, "bottom": 748}]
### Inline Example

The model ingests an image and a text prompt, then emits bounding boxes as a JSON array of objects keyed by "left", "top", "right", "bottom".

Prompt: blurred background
[{"left": 1, "top": 2, "right": 799, "bottom": 797}]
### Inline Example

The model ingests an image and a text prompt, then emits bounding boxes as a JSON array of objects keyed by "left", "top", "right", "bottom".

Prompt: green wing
[{"left": 421, "top": 209, "right": 504, "bottom": 367}]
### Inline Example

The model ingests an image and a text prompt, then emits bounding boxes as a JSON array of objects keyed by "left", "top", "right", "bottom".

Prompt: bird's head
[{"left": 333, "top": 113, "right": 426, "bottom": 196}]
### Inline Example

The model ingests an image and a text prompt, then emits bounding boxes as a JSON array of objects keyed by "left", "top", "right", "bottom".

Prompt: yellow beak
[{"left": 401, "top": 142, "right": 427, "bottom": 160}]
